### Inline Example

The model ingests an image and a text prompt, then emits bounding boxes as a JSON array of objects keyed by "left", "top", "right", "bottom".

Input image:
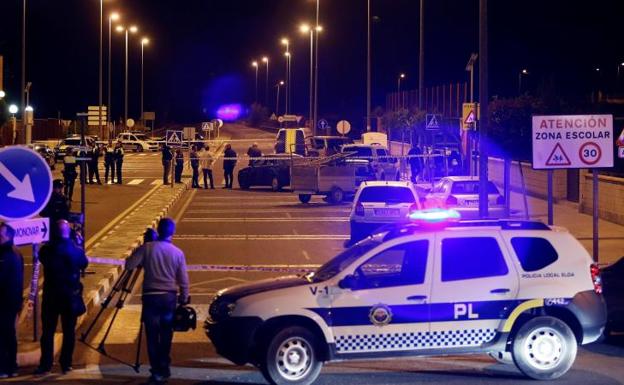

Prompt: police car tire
[
  {"left": 271, "top": 177, "right": 281, "bottom": 192},
  {"left": 261, "top": 326, "right": 323, "bottom": 385},
  {"left": 328, "top": 187, "right": 344, "bottom": 204},
  {"left": 135, "top": 144, "right": 143, "bottom": 152},
  {"left": 239, "top": 177, "right": 250, "bottom": 190},
  {"left": 298, "top": 194, "right": 312, "bottom": 204},
  {"left": 512, "top": 316, "right": 577, "bottom": 380}
]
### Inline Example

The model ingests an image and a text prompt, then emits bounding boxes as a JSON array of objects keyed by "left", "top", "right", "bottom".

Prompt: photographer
[{"left": 125, "top": 218, "right": 189, "bottom": 383}]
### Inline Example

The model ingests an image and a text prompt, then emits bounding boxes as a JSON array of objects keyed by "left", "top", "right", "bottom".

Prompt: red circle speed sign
[{"left": 579, "top": 142, "right": 602, "bottom": 166}]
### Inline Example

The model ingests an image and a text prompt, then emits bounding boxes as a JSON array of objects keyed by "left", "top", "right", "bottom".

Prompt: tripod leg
[
  {"left": 96, "top": 305, "right": 123, "bottom": 355},
  {"left": 133, "top": 319, "right": 143, "bottom": 373}
]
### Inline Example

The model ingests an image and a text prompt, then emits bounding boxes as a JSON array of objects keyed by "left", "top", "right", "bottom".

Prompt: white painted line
[
  {"left": 151, "top": 179, "right": 163, "bottom": 185},
  {"left": 138, "top": 153, "right": 147, "bottom": 156},
  {"left": 185, "top": 208, "right": 351, "bottom": 214},
  {"left": 127, "top": 179, "right": 144, "bottom": 185},
  {"left": 191, "top": 202, "right": 333, "bottom": 206},
  {"left": 193, "top": 196, "right": 300, "bottom": 200},
  {"left": 173, "top": 234, "right": 348, "bottom": 240},
  {"left": 181, "top": 217, "right": 348, "bottom": 222},
  {"left": 186, "top": 264, "right": 319, "bottom": 273}
]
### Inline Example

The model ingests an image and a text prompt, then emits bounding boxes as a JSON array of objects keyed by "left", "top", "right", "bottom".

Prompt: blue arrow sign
[
  {"left": 0, "top": 146, "right": 53, "bottom": 221},
  {"left": 317, "top": 119, "right": 329, "bottom": 130}
]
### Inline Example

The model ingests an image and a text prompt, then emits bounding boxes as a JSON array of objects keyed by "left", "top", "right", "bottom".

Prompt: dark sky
[{"left": 1, "top": 0, "right": 623, "bottom": 129}]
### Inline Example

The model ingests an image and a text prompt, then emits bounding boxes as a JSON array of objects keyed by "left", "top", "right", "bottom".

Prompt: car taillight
[
  {"left": 496, "top": 195, "right": 505, "bottom": 205},
  {"left": 355, "top": 203, "right": 365, "bottom": 216},
  {"left": 446, "top": 195, "right": 458, "bottom": 206},
  {"left": 590, "top": 263, "right": 602, "bottom": 294},
  {"left": 409, "top": 203, "right": 420, "bottom": 212}
]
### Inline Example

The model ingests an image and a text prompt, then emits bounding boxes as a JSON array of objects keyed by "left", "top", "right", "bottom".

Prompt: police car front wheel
[
  {"left": 261, "top": 326, "right": 323, "bottom": 385},
  {"left": 512, "top": 316, "right": 577, "bottom": 380}
]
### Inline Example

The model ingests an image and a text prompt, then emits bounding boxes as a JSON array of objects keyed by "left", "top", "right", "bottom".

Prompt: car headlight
[{"left": 208, "top": 297, "right": 236, "bottom": 322}]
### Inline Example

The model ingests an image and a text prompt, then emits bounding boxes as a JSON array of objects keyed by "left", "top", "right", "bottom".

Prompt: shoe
[
  {"left": 33, "top": 367, "right": 51, "bottom": 376},
  {"left": 148, "top": 374, "right": 166, "bottom": 384},
  {"left": 61, "top": 366, "right": 73, "bottom": 374}
]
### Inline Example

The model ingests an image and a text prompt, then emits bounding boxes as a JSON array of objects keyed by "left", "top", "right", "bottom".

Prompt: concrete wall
[
  {"left": 487, "top": 158, "right": 567, "bottom": 200},
  {"left": 579, "top": 171, "right": 624, "bottom": 225}
]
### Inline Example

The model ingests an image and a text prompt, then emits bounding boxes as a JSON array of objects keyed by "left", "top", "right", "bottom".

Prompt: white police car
[{"left": 205, "top": 210, "right": 606, "bottom": 385}]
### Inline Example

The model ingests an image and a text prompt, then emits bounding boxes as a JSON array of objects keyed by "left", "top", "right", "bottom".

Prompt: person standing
[
  {"left": 88, "top": 144, "right": 102, "bottom": 185},
  {"left": 35, "top": 220, "right": 88, "bottom": 375},
  {"left": 40, "top": 179, "right": 70, "bottom": 232},
  {"left": 189, "top": 145, "right": 200, "bottom": 188},
  {"left": 161, "top": 144, "right": 173, "bottom": 185},
  {"left": 408, "top": 143, "right": 422, "bottom": 183},
  {"left": 125, "top": 218, "right": 189, "bottom": 383},
  {"left": 199, "top": 145, "right": 214, "bottom": 189},
  {"left": 114, "top": 140, "right": 124, "bottom": 184},
  {"left": 0, "top": 224, "right": 24, "bottom": 379},
  {"left": 103, "top": 142, "right": 116, "bottom": 184},
  {"left": 246, "top": 142, "right": 262, "bottom": 166},
  {"left": 174, "top": 149, "right": 184, "bottom": 183},
  {"left": 223, "top": 144, "right": 237, "bottom": 189},
  {"left": 62, "top": 147, "right": 78, "bottom": 201}
]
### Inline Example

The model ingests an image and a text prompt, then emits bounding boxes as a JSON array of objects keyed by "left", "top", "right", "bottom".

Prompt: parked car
[
  {"left": 602, "top": 256, "right": 624, "bottom": 338},
  {"left": 307, "top": 136, "right": 353, "bottom": 157},
  {"left": 341, "top": 143, "right": 400, "bottom": 181},
  {"left": 238, "top": 154, "right": 301, "bottom": 191},
  {"left": 54, "top": 135, "right": 96, "bottom": 160},
  {"left": 348, "top": 180, "right": 421, "bottom": 245},
  {"left": 425, "top": 176, "right": 505, "bottom": 219},
  {"left": 29, "top": 143, "right": 56, "bottom": 170},
  {"left": 115, "top": 132, "right": 159, "bottom": 152}
]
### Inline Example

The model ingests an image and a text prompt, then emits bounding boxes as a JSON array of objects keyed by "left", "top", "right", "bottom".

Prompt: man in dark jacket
[
  {"left": 88, "top": 144, "right": 102, "bottom": 184},
  {"left": 114, "top": 141, "right": 124, "bottom": 184},
  {"left": 408, "top": 144, "right": 422, "bottom": 183},
  {"left": 35, "top": 220, "right": 88, "bottom": 375},
  {"left": 223, "top": 144, "right": 237, "bottom": 189},
  {"left": 174, "top": 148, "right": 184, "bottom": 183},
  {"left": 40, "top": 179, "right": 70, "bottom": 239},
  {"left": 190, "top": 145, "right": 200, "bottom": 188},
  {"left": 0, "top": 224, "right": 23, "bottom": 379},
  {"left": 161, "top": 144, "right": 173, "bottom": 185},
  {"left": 104, "top": 142, "right": 116, "bottom": 184}
]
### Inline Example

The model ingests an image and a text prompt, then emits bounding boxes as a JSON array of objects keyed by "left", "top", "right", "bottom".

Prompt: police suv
[{"left": 205, "top": 210, "right": 606, "bottom": 385}]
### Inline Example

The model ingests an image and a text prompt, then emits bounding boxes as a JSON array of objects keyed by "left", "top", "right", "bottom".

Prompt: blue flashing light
[
  {"left": 408, "top": 208, "right": 461, "bottom": 223},
  {"left": 216, "top": 104, "right": 242, "bottom": 121}
]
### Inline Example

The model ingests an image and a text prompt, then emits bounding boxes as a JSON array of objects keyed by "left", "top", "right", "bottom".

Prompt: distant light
[
  {"left": 116, "top": 25, "right": 124, "bottom": 32},
  {"left": 408, "top": 208, "right": 461, "bottom": 223},
  {"left": 316, "top": 25, "right": 323, "bottom": 32},
  {"left": 595, "top": 67, "right": 600, "bottom": 72},
  {"left": 521, "top": 69, "right": 529, "bottom": 75},
  {"left": 216, "top": 104, "right": 242, "bottom": 121},
  {"left": 9, "top": 104, "right": 18, "bottom": 114},
  {"left": 400, "top": 73, "right": 405, "bottom": 78},
  {"left": 251, "top": 61, "right": 258, "bottom": 67},
  {"left": 110, "top": 12, "right": 120, "bottom": 21},
  {"left": 129, "top": 25, "right": 138, "bottom": 33},
  {"left": 25, "top": 106, "right": 34, "bottom": 112},
  {"left": 279, "top": 81, "right": 284, "bottom": 85},
  {"left": 0, "top": 90, "right": 5, "bottom": 98},
  {"left": 284, "top": 52, "right": 290, "bottom": 57},
  {"left": 142, "top": 37, "right": 150, "bottom": 45},
  {"left": 262, "top": 56, "right": 268, "bottom": 63},
  {"left": 299, "top": 24, "right": 310, "bottom": 33},
  {"left": 281, "top": 38, "right": 289, "bottom": 45}
]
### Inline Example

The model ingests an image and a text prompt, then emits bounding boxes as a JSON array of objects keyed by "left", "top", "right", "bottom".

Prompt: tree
[{"left": 381, "top": 107, "right": 425, "bottom": 142}]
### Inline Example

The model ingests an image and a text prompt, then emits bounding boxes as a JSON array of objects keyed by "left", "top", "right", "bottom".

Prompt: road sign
[
  {"left": 87, "top": 105, "right": 108, "bottom": 126},
  {"left": 336, "top": 120, "right": 351, "bottom": 135},
  {"left": 0, "top": 146, "right": 53, "bottom": 221},
  {"left": 278, "top": 116, "right": 284, "bottom": 123},
  {"left": 126, "top": 118, "right": 135, "bottom": 128},
  {"left": 618, "top": 147, "right": 624, "bottom": 159},
  {"left": 317, "top": 119, "right": 329, "bottom": 130},
  {"left": 143, "top": 111, "right": 155, "bottom": 121},
  {"left": 616, "top": 128, "right": 624, "bottom": 146},
  {"left": 166, "top": 130, "right": 183, "bottom": 146},
  {"left": 532, "top": 114, "right": 614, "bottom": 169},
  {"left": 461, "top": 103, "right": 479, "bottom": 131},
  {"left": 8, "top": 217, "right": 49, "bottom": 246},
  {"left": 213, "top": 119, "right": 224, "bottom": 129},
  {"left": 425, "top": 114, "right": 441, "bottom": 130},
  {"left": 202, "top": 122, "right": 214, "bottom": 131}
]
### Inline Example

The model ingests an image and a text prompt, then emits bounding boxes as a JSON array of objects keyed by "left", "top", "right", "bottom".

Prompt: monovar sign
[{"left": 532, "top": 114, "right": 614, "bottom": 169}]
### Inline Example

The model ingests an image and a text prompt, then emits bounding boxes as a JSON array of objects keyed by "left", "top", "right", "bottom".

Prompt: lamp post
[
  {"left": 281, "top": 38, "right": 290, "bottom": 114},
  {"left": 313, "top": 0, "right": 321, "bottom": 134},
  {"left": 108, "top": 12, "right": 119, "bottom": 137},
  {"left": 397, "top": 73, "right": 405, "bottom": 108},
  {"left": 141, "top": 37, "right": 149, "bottom": 127},
  {"left": 9, "top": 104, "right": 18, "bottom": 145},
  {"left": 275, "top": 81, "right": 284, "bottom": 115},
  {"left": 251, "top": 61, "right": 259, "bottom": 103},
  {"left": 21, "top": 0, "right": 26, "bottom": 141},
  {"left": 116, "top": 24, "right": 138, "bottom": 131},
  {"left": 518, "top": 68, "right": 528, "bottom": 95},
  {"left": 98, "top": 0, "right": 103, "bottom": 139},
  {"left": 300, "top": 24, "right": 322, "bottom": 135},
  {"left": 366, "top": 0, "right": 371, "bottom": 131},
  {"left": 262, "top": 57, "right": 269, "bottom": 106}
]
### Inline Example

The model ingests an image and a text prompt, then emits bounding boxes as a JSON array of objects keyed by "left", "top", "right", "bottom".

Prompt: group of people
[
  {"left": 160, "top": 143, "right": 242, "bottom": 189},
  {"left": 62, "top": 141, "right": 125, "bottom": 201}
]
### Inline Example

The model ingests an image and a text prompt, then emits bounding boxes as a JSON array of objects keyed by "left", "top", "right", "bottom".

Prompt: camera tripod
[{"left": 80, "top": 267, "right": 144, "bottom": 373}]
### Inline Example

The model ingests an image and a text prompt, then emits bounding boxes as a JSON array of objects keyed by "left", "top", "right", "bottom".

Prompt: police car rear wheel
[
  {"left": 135, "top": 144, "right": 143, "bottom": 152},
  {"left": 262, "top": 327, "right": 322, "bottom": 385},
  {"left": 328, "top": 187, "right": 344, "bottom": 204},
  {"left": 512, "top": 316, "right": 576, "bottom": 380},
  {"left": 298, "top": 194, "right": 311, "bottom": 204}
]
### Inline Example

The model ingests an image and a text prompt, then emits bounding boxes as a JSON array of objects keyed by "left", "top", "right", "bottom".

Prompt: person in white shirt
[{"left": 199, "top": 145, "right": 215, "bottom": 189}]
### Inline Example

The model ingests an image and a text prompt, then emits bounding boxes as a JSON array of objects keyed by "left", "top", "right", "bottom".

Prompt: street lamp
[
  {"left": 275, "top": 81, "right": 284, "bottom": 116},
  {"left": 300, "top": 24, "right": 322, "bottom": 134},
  {"left": 281, "top": 38, "right": 291, "bottom": 114},
  {"left": 251, "top": 61, "right": 259, "bottom": 103},
  {"left": 397, "top": 73, "right": 406, "bottom": 108},
  {"left": 518, "top": 68, "right": 528, "bottom": 95},
  {"left": 0, "top": 90, "right": 5, "bottom": 99},
  {"left": 262, "top": 57, "right": 269, "bottom": 106},
  {"left": 9, "top": 104, "right": 18, "bottom": 145},
  {"left": 108, "top": 12, "right": 120, "bottom": 136},
  {"left": 116, "top": 24, "right": 138, "bottom": 130},
  {"left": 141, "top": 37, "right": 149, "bottom": 127}
]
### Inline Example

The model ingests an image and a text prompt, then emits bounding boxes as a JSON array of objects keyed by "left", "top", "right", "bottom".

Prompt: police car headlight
[{"left": 208, "top": 298, "right": 236, "bottom": 322}]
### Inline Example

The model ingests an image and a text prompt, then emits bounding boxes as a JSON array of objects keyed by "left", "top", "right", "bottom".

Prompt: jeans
[
  {"left": 224, "top": 168, "right": 234, "bottom": 188},
  {"left": 116, "top": 160, "right": 123, "bottom": 184},
  {"left": 163, "top": 160, "right": 171, "bottom": 184},
  {"left": 175, "top": 165, "right": 183, "bottom": 183},
  {"left": 191, "top": 166, "right": 199, "bottom": 188},
  {"left": 89, "top": 162, "right": 101, "bottom": 184},
  {"left": 202, "top": 169, "right": 214, "bottom": 189},
  {"left": 142, "top": 293, "right": 177, "bottom": 378},
  {"left": 0, "top": 311, "right": 18, "bottom": 375},
  {"left": 104, "top": 162, "right": 115, "bottom": 183},
  {"left": 39, "top": 298, "right": 77, "bottom": 371}
]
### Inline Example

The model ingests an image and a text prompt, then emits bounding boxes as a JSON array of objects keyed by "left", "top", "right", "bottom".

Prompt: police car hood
[{"left": 217, "top": 275, "right": 308, "bottom": 301}]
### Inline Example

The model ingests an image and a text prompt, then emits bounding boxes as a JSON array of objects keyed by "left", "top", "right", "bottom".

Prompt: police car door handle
[
  {"left": 490, "top": 288, "right": 511, "bottom": 294},
  {"left": 406, "top": 295, "right": 427, "bottom": 301}
]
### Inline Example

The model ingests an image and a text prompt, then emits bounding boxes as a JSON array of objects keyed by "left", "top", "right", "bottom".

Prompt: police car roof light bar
[{"left": 408, "top": 208, "right": 461, "bottom": 223}]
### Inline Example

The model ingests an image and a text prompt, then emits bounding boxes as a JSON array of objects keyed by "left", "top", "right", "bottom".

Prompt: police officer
[
  {"left": 104, "top": 142, "right": 116, "bottom": 184},
  {"left": 62, "top": 147, "right": 78, "bottom": 201},
  {"left": 0, "top": 224, "right": 23, "bottom": 379},
  {"left": 246, "top": 142, "right": 262, "bottom": 166},
  {"left": 190, "top": 145, "right": 200, "bottom": 188},
  {"left": 35, "top": 220, "right": 88, "bottom": 375},
  {"left": 88, "top": 143, "right": 102, "bottom": 185},
  {"left": 408, "top": 143, "right": 423, "bottom": 183},
  {"left": 223, "top": 143, "right": 237, "bottom": 189},
  {"left": 40, "top": 179, "right": 70, "bottom": 226},
  {"left": 114, "top": 140, "right": 124, "bottom": 184},
  {"left": 161, "top": 144, "right": 173, "bottom": 185},
  {"left": 174, "top": 148, "right": 184, "bottom": 183}
]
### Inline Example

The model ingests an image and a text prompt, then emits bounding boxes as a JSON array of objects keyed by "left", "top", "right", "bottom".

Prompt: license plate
[
  {"left": 374, "top": 208, "right": 400, "bottom": 216},
  {"left": 462, "top": 200, "right": 479, "bottom": 207}
]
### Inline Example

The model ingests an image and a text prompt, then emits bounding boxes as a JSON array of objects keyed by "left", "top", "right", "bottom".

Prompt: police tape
[
  {"left": 204, "top": 154, "right": 447, "bottom": 161},
  {"left": 87, "top": 256, "right": 319, "bottom": 273}
]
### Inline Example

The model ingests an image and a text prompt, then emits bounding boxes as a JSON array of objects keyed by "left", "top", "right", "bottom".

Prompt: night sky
[{"left": 1, "top": 0, "right": 623, "bottom": 129}]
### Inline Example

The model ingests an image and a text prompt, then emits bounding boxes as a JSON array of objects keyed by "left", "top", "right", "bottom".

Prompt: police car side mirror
[{"left": 338, "top": 274, "right": 358, "bottom": 290}]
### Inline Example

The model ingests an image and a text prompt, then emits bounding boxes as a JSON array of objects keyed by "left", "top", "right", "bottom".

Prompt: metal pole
[
  {"left": 141, "top": 42, "right": 144, "bottom": 127},
  {"left": 32, "top": 243, "right": 39, "bottom": 341},
  {"left": 309, "top": 31, "right": 314, "bottom": 134},
  {"left": 99, "top": 0, "right": 103, "bottom": 139},
  {"left": 265, "top": 60, "right": 269, "bottom": 106},
  {"left": 592, "top": 171, "right": 599, "bottom": 262},
  {"left": 418, "top": 0, "right": 424, "bottom": 111},
  {"left": 313, "top": 0, "right": 320, "bottom": 133},
  {"left": 397, "top": 77, "right": 401, "bottom": 108},
  {"left": 254, "top": 66, "right": 258, "bottom": 103},
  {"left": 287, "top": 53, "right": 291, "bottom": 114},
  {"left": 124, "top": 29, "right": 128, "bottom": 130},
  {"left": 366, "top": 0, "right": 371, "bottom": 131},
  {"left": 504, "top": 158, "right": 510, "bottom": 218},
  {"left": 518, "top": 72, "right": 522, "bottom": 95},
  {"left": 285, "top": 42, "right": 289, "bottom": 114},
  {"left": 21, "top": 0, "right": 26, "bottom": 143},
  {"left": 478, "top": 0, "right": 489, "bottom": 219},
  {"left": 276, "top": 84, "right": 280, "bottom": 115},
  {"left": 547, "top": 169, "right": 554, "bottom": 225},
  {"left": 108, "top": 17, "right": 113, "bottom": 139}
]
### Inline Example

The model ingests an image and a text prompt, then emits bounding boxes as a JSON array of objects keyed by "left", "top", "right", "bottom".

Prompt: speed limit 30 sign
[{"left": 532, "top": 114, "right": 614, "bottom": 169}]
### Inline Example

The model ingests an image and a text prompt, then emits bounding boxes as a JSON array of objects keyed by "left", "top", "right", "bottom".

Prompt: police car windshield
[
  {"left": 451, "top": 181, "right": 499, "bottom": 195},
  {"left": 63, "top": 139, "right": 81, "bottom": 146},
  {"left": 343, "top": 146, "right": 372, "bottom": 157},
  {"left": 307, "top": 239, "right": 379, "bottom": 282},
  {"left": 359, "top": 186, "right": 415, "bottom": 203}
]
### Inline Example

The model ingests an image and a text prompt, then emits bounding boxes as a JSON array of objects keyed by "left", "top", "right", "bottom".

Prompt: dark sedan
[
  {"left": 238, "top": 154, "right": 300, "bottom": 191},
  {"left": 29, "top": 143, "right": 56, "bottom": 170},
  {"left": 602, "top": 257, "right": 624, "bottom": 338}
]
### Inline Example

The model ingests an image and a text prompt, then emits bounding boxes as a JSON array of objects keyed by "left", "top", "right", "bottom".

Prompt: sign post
[{"left": 532, "top": 114, "right": 614, "bottom": 261}]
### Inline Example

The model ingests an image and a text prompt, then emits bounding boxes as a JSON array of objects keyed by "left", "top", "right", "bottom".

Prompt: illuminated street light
[
  {"left": 275, "top": 80, "right": 285, "bottom": 116},
  {"left": 0, "top": 90, "right": 5, "bottom": 99},
  {"left": 141, "top": 37, "right": 150, "bottom": 127},
  {"left": 518, "top": 68, "right": 529, "bottom": 95},
  {"left": 281, "top": 38, "right": 291, "bottom": 114},
  {"left": 300, "top": 23, "right": 322, "bottom": 133},
  {"left": 262, "top": 57, "right": 269, "bottom": 106},
  {"left": 251, "top": 61, "right": 259, "bottom": 103},
  {"left": 9, "top": 104, "right": 18, "bottom": 114},
  {"left": 117, "top": 25, "right": 139, "bottom": 129},
  {"left": 108, "top": 12, "right": 121, "bottom": 135},
  {"left": 397, "top": 73, "right": 406, "bottom": 108}
]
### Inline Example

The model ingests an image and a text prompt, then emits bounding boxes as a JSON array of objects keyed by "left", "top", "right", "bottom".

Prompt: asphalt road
[{"left": 14, "top": 124, "right": 624, "bottom": 384}]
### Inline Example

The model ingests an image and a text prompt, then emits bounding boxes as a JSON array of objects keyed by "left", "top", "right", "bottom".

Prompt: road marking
[
  {"left": 302, "top": 250, "right": 311, "bottom": 261},
  {"left": 193, "top": 196, "right": 301, "bottom": 200},
  {"left": 186, "top": 264, "right": 319, "bottom": 272},
  {"left": 138, "top": 153, "right": 147, "bottom": 156},
  {"left": 191, "top": 201, "right": 335, "bottom": 206},
  {"left": 151, "top": 179, "right": 163, "bottom": 185},
  {"left": 181, "top": 217, "right": 348, "bottom": 222},
  {"left": 173, "top": 234, "right": 348, "bottom": 240},
  {"left": 185, "top": 208, "right": 351, "bottom": 214},
  {"left": 127, "top": 179, "right": 144, "bottom": 185},
  {"left": 174, "top": 189, "right": 197, "bottom": 223}
]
